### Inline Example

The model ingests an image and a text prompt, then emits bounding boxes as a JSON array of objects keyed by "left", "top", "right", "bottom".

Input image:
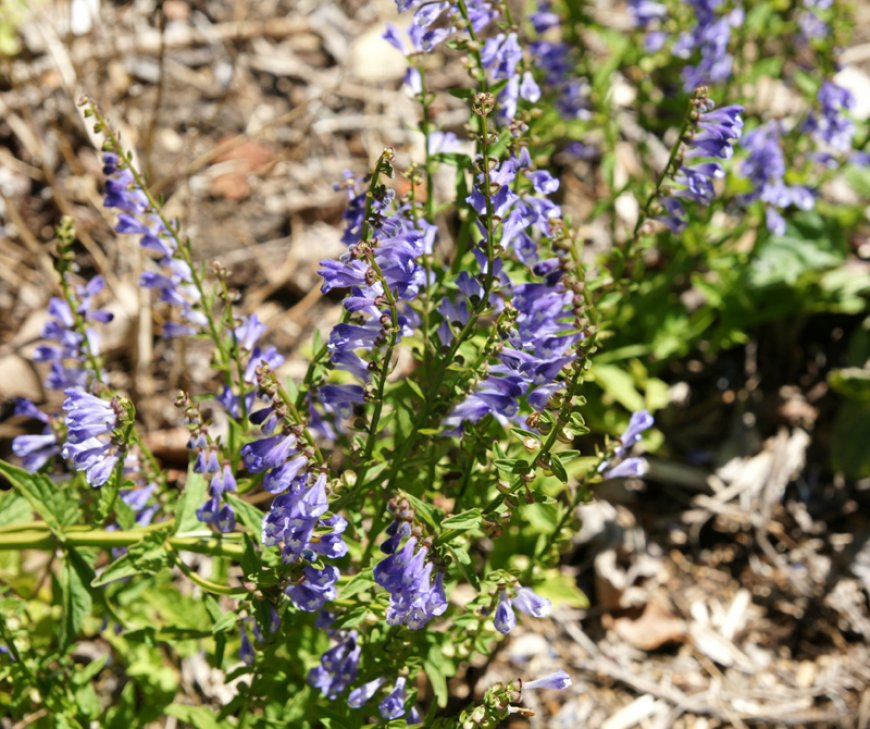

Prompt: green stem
[
  {"left": 86, "top": 102, "right": 234, "bottom": 387},
  {"left": 437, "top": 365, "right": 586, "bottom": 547},
  {"left": 0, "top": 526, "right": 244, "bottom": 558}
]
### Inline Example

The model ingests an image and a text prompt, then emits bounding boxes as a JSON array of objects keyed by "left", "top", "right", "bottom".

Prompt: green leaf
[
  {"left": 828, "top": 367, "right": 870, "bottom": 401},
  {"left": 91, "top": 529, "right": 172, "bottom": 587},
  {"left": 591, "top": 364, "right": 645, "bottom": 412},
  {"left": 225, "top": 494, "right": 264, "bottom": 537},
  {"left": 0, "top": 491, "right": 33, "bottom": 528},
  {"left": 401, "top": 491, "right": 439, "bottom": 531},
  {"left": 424, "top": 651, "right": 449, "bottom": 708},
  {"left": 333, "top": 606, "right": 370, "bottom": 629},
  {"left": 0, "top": 459, "right": 81, "bottom": 532},
  {"left": 534, "top": 570, "right": 589, "bottom": 609},
  {"left": 240, "top": 533, "right": 261, "bottom": 579},
  {"left": 441, "top": 508, "right": 483, "bottom": 531},
  {"left": 72, "top": 655, "right": 108, "bottom": 687},
  {"left": 174, "top": 467, "right": 207, "bottom": 535},
  {"left": 832, "top": 401, "right": 870, "bottom": 478},
  {"left": 549, "top": 454, "right": 568, "bottom": 483},
  {"left": 211, "top": 610, "right": 237, "bottom": 636},
  {"left": 447, "top": 544, "right": 480, "bottom": 591},
  {"left": 493, "top": 458, "right": 530, "bottom": 474},
  {"left": 165, "top": 704, "right": 225, "bottom": 729},
  {"left": 60, "top": 550, "right": 93, "bottom": 650},
  {"left": 339, "top": 569, "right": 375, "bottom": 600},
  {"left": 404, "top": 378, "right": 425, "bottom": 402}
]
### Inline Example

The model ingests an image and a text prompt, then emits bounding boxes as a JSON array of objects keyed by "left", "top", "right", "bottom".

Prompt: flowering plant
[{"left": 0, "top": 0, "right": 866, "bottom": 726}]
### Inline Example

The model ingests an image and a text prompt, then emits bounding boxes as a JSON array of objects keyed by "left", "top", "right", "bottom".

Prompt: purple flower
[
  {"left": 676, "top": 3, "right": 741, "bottom": 91},
  {"left": 806, "top": 81, "right": 857, "bottom": 155},
  {"left": 12, "top": 433, "right": 60, "bottom": 472},
  {"left": 378, "top": 677, "right": 407, "bottom": 720},
  {"left": 602, "top": 456, "right": 648, "bottom": 480},
  {"left": 12, "top": 400, "right": 60, "bottom": 472},
  {"left": 738, "top": 122, "right": 814, "bottom": 234},
  {"left": 308, "top": 631, "right": 361, "bottom": 699},
  {"left": 523, "top": 670, "right": 572, "bottom": 691},
  {"left": 102, "top": 154, "right": 205, "bottom": 338},
  {"left": 598, "top": 411, "right": 654, "bottom": 480},
  {"left": 286, "top": 564, "right": 340, "bottom": 612},
  {"left": 513, "top": 586, "right": 552, "bottom": 617},
  {"left": 241, "top": 432, "right": 299, "bottom": 473},
  {"left": 61, "top": 390, "right": 121, "bottom": 488},
  {"left": 613, "top": 410, "right": 654, "bottom": 460},
  {"left": 494, "top": 590, "right": 517, "bottom": 634},
  {"left": 531, "top": 1, "right": 560, "bottom": 32},
  {"left": 481, "top": 33, "right": 523, "bottom": 81},
  {"left": 239, "top": 626, "right": 255, "bottom": 666},
  {"left": 32, "top": 277, "right": 112, "bottom": 391},
  {"left": 658, "top": 101, "right": 743, "bottom": 233},
  {"left": 374, "top": 536, "right": 448, "bottom": 629},
  {"left": 348, "top": 677, "right": 385, "bottom": 708}
]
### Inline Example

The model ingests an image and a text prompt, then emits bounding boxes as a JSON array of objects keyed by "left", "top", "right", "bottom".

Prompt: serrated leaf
[
  {"left": 92, "top": 530, "right": 172, "bottom": 587},
  {"left": 0, "top": 460, "right": 81, "bottom": 532},
  {"left": 441, "top": 508, "right": 483, "bottom": 531},
  {"left": 0, "top": 491, "right": 33, "bottom": 528}
]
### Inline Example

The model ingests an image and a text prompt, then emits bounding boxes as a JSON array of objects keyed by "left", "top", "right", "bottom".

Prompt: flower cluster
[
  {"left": 12, "top": 274, "right": 114, "bottom": 476},
  {"left": 217, "top": 314, "right": 284, "bottom": 419},
  {"left": 493, "top": 584, "right": 552, "bottom": 634},
  {"left": 738, "top": 122, "right": 814, "bottom": 236},
  {"left": 628, "top": 0, "right": 668, "bottom": 52},
  {"left": 598, "top": 409, "right": 654, "bottom": 480},
  {"left": 805, "top": 81, "right": 857, "bottom": 160},
  {"left": 798, "top": 0, "right": 831, "bottom": 42},
  {"left": 32, "top": 276, "right": 112, "bottom": 391},
  {"left": 389, "top": 0, "right": 495, "bottom": 55},
  {"left": 443, "top": 279, "right": 579, "bottom": 431},
  {"left": 658, "top": 99, "right": 744, "bottom": 234},
  {"left": 239, "top": 374, "right": 348, "bottom": 612},
  {"left": 178, "top": 396, "right": 237, "bottom": 532},
  {"left": 11, "top": 400, "right": 61, "bottom": 472},
  {"left": 443, "top": 151, "right": 579, "bottom": 431},
  {"left": 101, "top": 153, "right": 205, "bottom": 338},
  {"left": 674, "top": 0, "right": 741, "bottom": 91},
  {"left": 60, "top": 390, "right": 123, "bottom": 488},
  {"left": 317, "top": 168, "right": 435, "bottom": 419},
  {"left": 529, "top": 11, "right": 590, "bottom": 121},
  {"left": 374, "top": 522, "right": 448, "bottom": 630},
  {"left": 308, "top": 630, "right": 361, "bottom": 699}
]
